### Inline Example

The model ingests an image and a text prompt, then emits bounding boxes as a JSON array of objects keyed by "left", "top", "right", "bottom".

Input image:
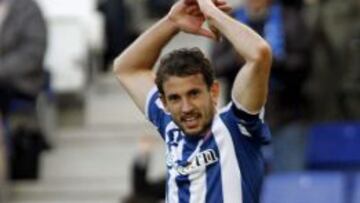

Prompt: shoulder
[
  {"left": 219, "top": 102, "right": 264, "bottom": 122},
  {"left": 10, "top": 0, "right": 34, "bottom": 9},
  {"left": 145, "top": 87, "right": 172, "bottom": 138},
  {"left": 10, "top": 0, "right": 43, "bottom": 16},
  {"left": 7, "top": 0, "right": 43, "bottom": 25},
  {"left": 215, "top": 102, "right": 270, "bottom": 144},
  {"left": 145, "top": 87, "right": 166, "bottom": 117}
]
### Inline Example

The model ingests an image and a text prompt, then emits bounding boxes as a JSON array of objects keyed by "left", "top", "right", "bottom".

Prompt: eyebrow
[
  {"left": 188, "top": 88, "right": 201, "bottom": 94},
  {"left": 167, "top": 93, "right": 180, "bottom": 99},
  {"left": 166, "top": 86, "right": 203, "bottom": 98}
]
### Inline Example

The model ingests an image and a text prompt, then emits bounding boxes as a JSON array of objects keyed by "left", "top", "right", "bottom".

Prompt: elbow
[
  {"left": 113, "top": 56, "right": 143, "bottom": 83},
  {"left": 253, "top": 42, "right": 272, "bottom": 65},
  {"left": 112, "top": 57, "right": 121, "bottom": 74},
  {"left": 113, "top": 56, "right": 126, "bottom": 80}
]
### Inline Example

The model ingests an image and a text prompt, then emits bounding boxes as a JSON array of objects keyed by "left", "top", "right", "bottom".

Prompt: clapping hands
[{"left": 167, "top": 0, "right": 232, "bottom": 40}]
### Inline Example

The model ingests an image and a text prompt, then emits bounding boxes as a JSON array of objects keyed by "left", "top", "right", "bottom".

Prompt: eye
[
  {"left": 168, "top": 94, "right": 180, "bottom": 102},
  {"left": 189, "top": 89, "right": 201, "bottom": 98}
]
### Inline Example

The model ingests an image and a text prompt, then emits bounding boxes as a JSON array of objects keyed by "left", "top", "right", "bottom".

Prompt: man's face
[{"left": 161, "top": 74, "right": 219, "bottom": 136}]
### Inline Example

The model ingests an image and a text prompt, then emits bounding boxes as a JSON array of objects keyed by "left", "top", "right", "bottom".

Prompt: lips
[{"left": 181, "top": 114, "right": 201, "bottom": 129}]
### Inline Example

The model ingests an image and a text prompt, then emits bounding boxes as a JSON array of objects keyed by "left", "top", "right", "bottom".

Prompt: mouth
[{"left": 181, "top": 114, "right": 201, "bottom": 129}]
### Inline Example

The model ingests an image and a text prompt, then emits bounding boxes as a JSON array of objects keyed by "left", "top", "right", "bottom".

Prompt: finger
[
  {"left": 216, "top": 2, "right": 231, "bottom": 7},
  {"left": 196, "top": 28, "right": 217, "bottom": 40},
  {"left": 214, "top": 0, "right": 227, "bottom": 6},
  {"left": 218, "top": 5, "right": 232, "bottom": 12},
  {"left": 187, "top": 7, "right": 203, "bottom": 16},
  {"left": 185, "top": 5, "right": 199, "bottom": 14},
  {"left": 218, "top": 5, "right": 232, "bottom": 13},
  {"left": 192, "top": 10, "right": 203, "bottom": 17},
  {"left": 184, "top": 0, "right": 197, "bottom": 5},
  {"left": 209, "top": 25, "right": 221, "bottom": 41}
]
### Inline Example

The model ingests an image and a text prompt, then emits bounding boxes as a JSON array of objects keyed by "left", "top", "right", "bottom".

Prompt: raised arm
[
  {"left": 113, "top": 16, "right": 178, "bottom": 113},
  {"left": 113, "top": 0, "right": 222, "bottom": 113},
  {"left": 196, "top": 0, "right": 272, "bottom": 114}
]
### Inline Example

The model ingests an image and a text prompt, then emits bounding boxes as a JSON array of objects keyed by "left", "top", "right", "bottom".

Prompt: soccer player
[{"left": 113, "top": 0, "right": 272, "bottom": 202}]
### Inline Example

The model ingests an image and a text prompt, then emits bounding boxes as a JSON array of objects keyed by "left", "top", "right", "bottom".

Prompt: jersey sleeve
[
  {"left": 226, "top": 101, "right": 271, "bottom": 145},
  {"left": 145, "top": 86, "right": 169, "bottom": 139}
]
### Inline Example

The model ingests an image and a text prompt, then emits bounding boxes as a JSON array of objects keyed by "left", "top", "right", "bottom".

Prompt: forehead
[{"left": 162, "top": 74, "right": 207, "bottom": 95}]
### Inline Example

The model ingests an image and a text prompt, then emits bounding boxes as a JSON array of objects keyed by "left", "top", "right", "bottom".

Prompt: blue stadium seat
[
  {"left": 306, "top": 122, "right": 360, "bottom": 170},
  {"left": 261, "top": 172, "right": 345, "bottom": 203}
]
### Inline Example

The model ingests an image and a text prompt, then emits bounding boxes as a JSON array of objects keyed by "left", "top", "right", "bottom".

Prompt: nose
[{"left": 181, "top": 98, "right": 194, "bottom": 113}]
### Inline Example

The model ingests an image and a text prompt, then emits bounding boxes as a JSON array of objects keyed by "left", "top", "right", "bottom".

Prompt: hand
[
  {"left": 168, "top": 0, "right": 214, "bottom": 39},
  {"left": 186, "top": 0, "right": 232, "bottom": 18},
  {"left": 185, "top": 0, "right": 232, "bottom": 41},
  {"left": 198, "top": 0, "right": 232, "bottom": 41},
  {"left": 167, "top": 0, "right": 231, "bottom": 40}
]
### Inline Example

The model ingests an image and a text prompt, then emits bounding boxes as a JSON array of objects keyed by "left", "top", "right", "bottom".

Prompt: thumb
[{"left": 209, "top": 24, "right": 221, "bottom": 41}]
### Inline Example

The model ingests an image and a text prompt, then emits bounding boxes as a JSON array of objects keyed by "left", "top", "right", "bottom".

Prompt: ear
[{"left": 210, "top": 81, "right": 220, "bottom": 105}]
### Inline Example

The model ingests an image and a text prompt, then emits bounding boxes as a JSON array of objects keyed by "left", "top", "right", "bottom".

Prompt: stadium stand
[
  {"left": 261, "top": 172, "right": 345, "bottom": 203},
  {"left": 306, "top": 122, "right": 360, "bottom": 170}
]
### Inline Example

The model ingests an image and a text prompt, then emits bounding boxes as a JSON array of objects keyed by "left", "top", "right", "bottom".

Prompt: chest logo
[{"left": 167, "top": 149, "right": 219, "bottom": 175}]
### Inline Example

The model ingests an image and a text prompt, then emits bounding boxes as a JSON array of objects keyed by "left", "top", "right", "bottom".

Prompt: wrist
[
  {"left": 204, "top": 4, "right": 220, "bottom": 20},
  {"left": 164, "top": 13, "right": 181, "bottom": 33}
]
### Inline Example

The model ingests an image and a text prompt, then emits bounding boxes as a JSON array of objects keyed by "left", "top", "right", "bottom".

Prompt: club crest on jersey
[{"left": 167, "top": 149, "right": 219, "bottom": 175}]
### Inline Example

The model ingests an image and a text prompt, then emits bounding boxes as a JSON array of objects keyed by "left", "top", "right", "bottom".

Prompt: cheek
[
  {"left": 167, "top": 104, "right": 181, "bottom": 116},
  {"left": 201, "top": 97, "right": 215, "bottom": 116}
]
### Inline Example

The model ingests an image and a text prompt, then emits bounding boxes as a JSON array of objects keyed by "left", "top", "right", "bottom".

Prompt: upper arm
[
  {"left": 205, "top": 8, "right": 273, "bottom": 113},
  {"left": 117, "top": 71, "right": 169, "bottom": 139},
  {"left": 123, "top": 78, "right": 168, "bottom": 139},
  {"left": 222, "top": 103, "right": 271, "bottom": 144},
  {"left": 115, "top": 71, "right": 155, "bottom": 114},
  {"left": 231, "top": 45, "right": 272, "bottom": 114}
]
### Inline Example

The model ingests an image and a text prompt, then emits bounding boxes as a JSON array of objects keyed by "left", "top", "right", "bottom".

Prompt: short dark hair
[{"left": 155, "top": 47, "right": 215, "bottom": 94}]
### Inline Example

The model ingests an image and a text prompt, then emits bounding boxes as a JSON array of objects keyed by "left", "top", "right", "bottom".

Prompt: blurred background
[{"left": 0, "top": 0, "right": 359, "bottom": 202}]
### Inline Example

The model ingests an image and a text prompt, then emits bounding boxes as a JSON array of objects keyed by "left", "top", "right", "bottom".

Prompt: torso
[{"left": 146, "top": 87, "right": 270, "bottom": 203}]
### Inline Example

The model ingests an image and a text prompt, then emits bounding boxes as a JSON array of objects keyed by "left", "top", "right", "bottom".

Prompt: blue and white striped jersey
[{"left": 145, "top": 87, "right": 271, "bottom": 203}]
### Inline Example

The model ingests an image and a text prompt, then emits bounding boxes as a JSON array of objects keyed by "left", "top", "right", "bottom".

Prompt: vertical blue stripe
[
  {"left": 147, "top": 90, "right": 172, "bottom": 139},
  {"left": 177, "top": 178, "right": 190, "bottom": 203},
  {"left": 201, "top": 134, "right": 224, "bottom": 203},
  {"left": 176, "top": 138, "right": 199, "bottom": 203},
  {"left": 220, "top": 111, "right": 266, "bottom": 203},
  {"left": 166, "top": 172, "right": 170, "bottom": 203}
]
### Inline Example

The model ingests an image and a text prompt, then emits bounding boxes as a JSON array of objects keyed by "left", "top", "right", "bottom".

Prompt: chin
[
  {"left": 179, "top": 121, "right": 212, "bottom": 136},
  {"left": 183, "top": 126, "right": 208, "bottom": 136},
  {"left": 184, "top": 130, "right": 202, "bottom": 136}
]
